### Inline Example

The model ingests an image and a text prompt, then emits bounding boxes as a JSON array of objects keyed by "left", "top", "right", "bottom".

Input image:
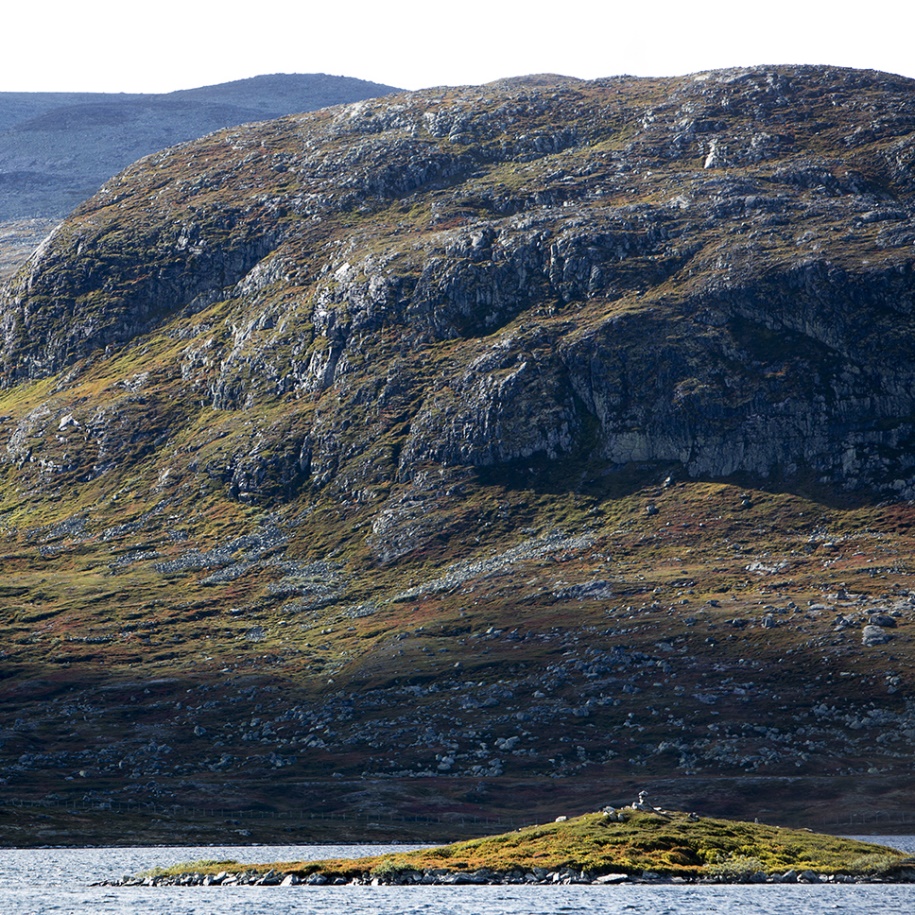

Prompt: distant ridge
[{"left": 0, "top": 73, "right": 400, "bottom": 275}]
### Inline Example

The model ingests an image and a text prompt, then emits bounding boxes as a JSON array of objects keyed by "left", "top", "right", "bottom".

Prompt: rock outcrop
[{"left": 3, "top": 65, "right": 915, "bottom": 499}]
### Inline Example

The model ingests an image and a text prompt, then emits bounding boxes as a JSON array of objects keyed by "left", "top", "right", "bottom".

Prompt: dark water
[{"left": 0, "top": 838, "right": 913, "bottom": 914}]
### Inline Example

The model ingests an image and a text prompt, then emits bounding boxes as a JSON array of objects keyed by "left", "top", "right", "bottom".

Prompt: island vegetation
[{"left": 126, "top": 805, "right": 914, "bottom": 886}]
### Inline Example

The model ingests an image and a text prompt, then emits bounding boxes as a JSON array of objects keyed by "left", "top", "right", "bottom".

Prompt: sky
[{"left": 3, "top": 1, "right": 914, "bottom": 94}]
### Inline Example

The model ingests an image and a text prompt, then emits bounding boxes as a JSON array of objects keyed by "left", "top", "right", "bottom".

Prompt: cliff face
[
  {"left": 4, "top": 67, "right": 915, "bottom": 840},
  {"left": 4, "top": 66, "right": 915, "bottom": 501}
]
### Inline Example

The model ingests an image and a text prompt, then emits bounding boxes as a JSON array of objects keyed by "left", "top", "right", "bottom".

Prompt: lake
[{"left": 1, "top": 837, "right": 913, "bottom": 914}]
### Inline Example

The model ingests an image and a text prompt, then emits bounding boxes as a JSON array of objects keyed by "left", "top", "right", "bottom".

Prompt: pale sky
[{"left": 3, "top": 1, "right": 913, "bottom": 94}]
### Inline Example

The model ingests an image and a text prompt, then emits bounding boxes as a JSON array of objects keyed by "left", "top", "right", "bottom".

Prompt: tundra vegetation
[
  {"left": 2, "top": 66, "right": 915, "bottom": 844},
  {"left": 134, "top": 811, "right": 913, "bottom": 885}
]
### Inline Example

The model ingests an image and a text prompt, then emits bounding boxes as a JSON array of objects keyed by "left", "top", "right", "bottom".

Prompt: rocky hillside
[
  {"left": 0, "top": 73, "right": 399, "bottom": 275},
  {"left": 2, "top": 65, "right": 915, "bottom": 844}
]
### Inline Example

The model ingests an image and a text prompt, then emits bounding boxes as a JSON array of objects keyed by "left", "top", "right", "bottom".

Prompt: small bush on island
[{"left": 707, "top": 855, "right": 767, "bottom": 881}]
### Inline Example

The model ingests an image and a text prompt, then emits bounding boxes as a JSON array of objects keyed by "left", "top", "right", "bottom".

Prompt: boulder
[{"left": 862, "top": 625, "right": 894, "bottom": 646}]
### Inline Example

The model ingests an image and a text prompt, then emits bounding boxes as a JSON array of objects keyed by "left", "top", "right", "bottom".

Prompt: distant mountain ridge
[{"left": 0, "top": 73, "right": 400, "bottom": 275}]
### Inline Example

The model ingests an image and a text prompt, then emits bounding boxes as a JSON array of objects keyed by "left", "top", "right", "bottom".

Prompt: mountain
[
  {"left": 0, "top": 73, "right": 401, "bottom": 276},
  {"left": 1, "top": 65, "right": 915, "bottom": 845}
]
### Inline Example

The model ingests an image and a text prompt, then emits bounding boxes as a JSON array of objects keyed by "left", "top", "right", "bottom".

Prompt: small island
[{"left": 119, "top": 796, "right": 914, "bottom": 887}]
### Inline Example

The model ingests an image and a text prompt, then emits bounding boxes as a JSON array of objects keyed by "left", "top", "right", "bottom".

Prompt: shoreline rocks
[
  {"left": 91, "top": 870, "right": 915, "bottom": 888},
  {"left": 98, "top": 865, "right": 915, "bottom": 887}
]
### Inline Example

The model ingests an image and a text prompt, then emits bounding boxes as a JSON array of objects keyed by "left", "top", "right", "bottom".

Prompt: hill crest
[{"left": 0, "top": 72, "right": 401, "bottom": 276}]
